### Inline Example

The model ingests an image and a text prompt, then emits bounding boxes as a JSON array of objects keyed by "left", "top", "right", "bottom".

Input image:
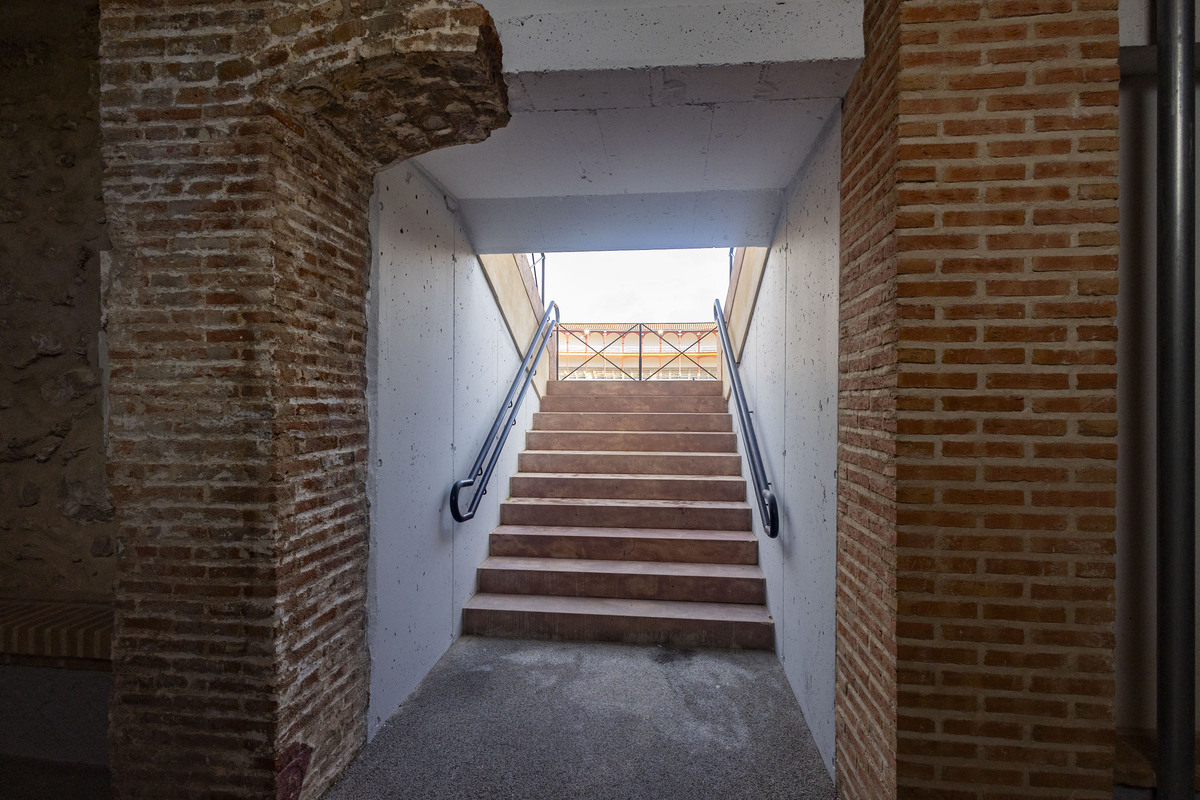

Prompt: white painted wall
[
  {"left": 732, "top": 110, "right": 840, "bottom": 775},
  {"left": 1116, "top": 70, "right": 1200, "bottom": 731},
  {"left": 365, "top": 164, "right": 536, "bottom": 738}
]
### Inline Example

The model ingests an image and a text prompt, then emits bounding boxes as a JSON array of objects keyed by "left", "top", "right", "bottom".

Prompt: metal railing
[
  {"left": 450, "top": 301, "right": 559, "bottom": 523},
  {"left": 557, "top": 322, "right": 720, "bottom": 380},
  {"left": 714, "top": 298, "right": 779, "bottom": 538}
]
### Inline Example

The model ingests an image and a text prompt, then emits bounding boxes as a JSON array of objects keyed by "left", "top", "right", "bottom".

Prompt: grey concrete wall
[
  {"left": 733, "top": 110, "right": 841, "bottom": 775},
  {"left": 365, "top": 164, "right": 535, "bottom": 738},
  {"left": 0, "top": 0, "right": 115, "bottom": 602},
  {"left": 1116, "top": 72, "right": 1200, "bottom": 731}
]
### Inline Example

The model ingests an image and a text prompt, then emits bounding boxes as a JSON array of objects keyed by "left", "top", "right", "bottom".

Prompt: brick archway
[{"left": 99, "top": 2, "right": 507, "bottom": 796}]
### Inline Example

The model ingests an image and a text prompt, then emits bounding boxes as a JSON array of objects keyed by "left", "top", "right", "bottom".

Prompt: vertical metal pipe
[{"left": 1156, "top": 0, "right": 1197, "bottom": 796}]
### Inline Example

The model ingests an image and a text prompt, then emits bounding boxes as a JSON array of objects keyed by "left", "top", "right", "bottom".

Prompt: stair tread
[
  {"left": 534, "top": 429, "right": 733, "bottom": 434},
  {"left": 464, "top": 593, "right": 771, "bottom": 623},
  {"left": 503, "top": 496, "right": 751, "bottom": 510},
  {"left": 492, "top": 524, "right": 755, "bottom": 542},
  {"left": 520, "top": 449, "right": 739, "bottom": 458},
  {"left": 536, "top": 412, "right": 728, "bottom": 417},
  {"left": 540, "top": 397, "right": 727, "bottom": 412},
  {"left": 527, "top": 431, "right": 738, "bottom": 454},
  {"left": 480, "top": 556, "right": 763, "bottom": 579},
  {"left": 512, "top": 472, "right": 744, "bottom": 482},
  {"left": 547, "top": 381, "right": 723, "bottom": 396}
]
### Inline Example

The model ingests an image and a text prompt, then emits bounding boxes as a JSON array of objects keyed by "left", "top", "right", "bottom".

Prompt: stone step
[
  {"left": 478, "top": 556, "right": 766, "bottom": 604},
  {"left": 462, "top": 593, "right": 774, "bottom": 650},
  {"left": 526, "top": 430, "right": 737, "bottom": 453},
  {"left": 518, "top": 450, "right": 742, "bottom": 476},
  {"left": 533, "top": 411, "right": 732, "bottom": 432},
  {"left": 500, "top": 497, "right": 752, "bottom": 531},
  {"left": 539, "top": 394, "right": 727, "bottom": 413},
  {"left": 520, "top": 450, "right": 744, "bottom": 474},
  {"left": 546, "top": 380, "right": 723, "bottom": 397},
  {"left": 509, "top": 472, "right": 746, "bottom": 502},
  {"left": 488, "top": 525, "right": 758, "bottom": 565}
]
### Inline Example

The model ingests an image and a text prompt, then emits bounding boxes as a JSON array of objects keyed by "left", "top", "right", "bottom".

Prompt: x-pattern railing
[
  {"left": 557, "top": 323, "right": 720, "bottom": 381},
  {"left": 559, "top": 323, "right": 641, "bottom": 381}
]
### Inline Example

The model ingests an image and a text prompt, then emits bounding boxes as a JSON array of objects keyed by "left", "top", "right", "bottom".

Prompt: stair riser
[
  {"left": 518, "top": 451, "right": 742, "bottom": 476},
  {"left": 533, "top": 412, "right": 731, "bottom": 432},
  {"left": 547, "top": 381, "right": 722, "bottom": 397},
  {"left": 462, "top": 608, "right": 773, "bottom": 650},
  {"left": 478, "top": 569, "right": 765, "bottom": 604},
  {"left": 540, "top": 396, "right": 727, "bottom": 414},
  {"left": 500, "top": 503, "right": 751, "bottom": 531},
  {"left": 526, "top": 431, "right": 737, "bottom": 453},
  {"left": 509, "top": 475, "right": 745, "bottom": 502},
  {"left": 489, "top": 532, "right": 758, "bottom": 565}
]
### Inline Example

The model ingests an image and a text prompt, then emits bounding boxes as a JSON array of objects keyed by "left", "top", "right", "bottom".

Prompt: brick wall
[
  {"left": 891, "top": 0, "right": 1120, "bottom": 796},
  {"left": 836, "top": 0, "right": 900, "bottom": 794},
  {"left": 838, "top": 0, "right": 1120, "bottom": 796},
  {"left": 99, "top": 2, "right": 507, "bottom": 797},
  {"left": 0, "top": 0, "right": 115, "bottom": 602}
]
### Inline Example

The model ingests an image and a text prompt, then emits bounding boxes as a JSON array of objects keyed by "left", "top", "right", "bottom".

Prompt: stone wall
[
  {"left": 98, "top": 1, "right": 507, "bottom": 797},
  {"left": 0, "top": 0, "right": 114, "bottom": 602}
]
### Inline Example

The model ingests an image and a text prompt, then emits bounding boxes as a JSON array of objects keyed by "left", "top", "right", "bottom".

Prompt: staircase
[{"left": 462, "top": 379, "right": 773, "bottom": 650}]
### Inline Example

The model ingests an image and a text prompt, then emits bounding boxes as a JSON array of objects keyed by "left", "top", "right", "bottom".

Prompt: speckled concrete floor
[{"left": 321, "top": 636, "right": 834, "bottom": 800}]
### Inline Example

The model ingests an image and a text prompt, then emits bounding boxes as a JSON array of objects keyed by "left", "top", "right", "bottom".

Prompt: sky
[{"left": 536, "top": 248, "right": 731, "bottom": 324}]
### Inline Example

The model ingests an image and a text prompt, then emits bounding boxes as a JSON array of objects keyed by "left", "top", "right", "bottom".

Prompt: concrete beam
[
  {"left": 463, "top": 190, "right": 782, "bottom": 253},
  {"left": 484, "top": 0, "right": 863, "bottom": 73}
]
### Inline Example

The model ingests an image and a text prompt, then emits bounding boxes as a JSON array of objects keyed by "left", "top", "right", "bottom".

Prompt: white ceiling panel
[
  {"left": 701, "top": 98, "right": 836, "bottom": 186},
  {"left": 591, "top": 106, "right": 716, "bottom": 194},
  {"left": 404, "top": 1, "right": 862, "bottom": 252},
  {"left": 417, "top": 112, "right": 610, "bottom": 199}
]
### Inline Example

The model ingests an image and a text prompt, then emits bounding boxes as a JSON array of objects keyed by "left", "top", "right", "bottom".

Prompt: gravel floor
[{"left": 322, "top": 636, "right": 834, "bottom": 800}]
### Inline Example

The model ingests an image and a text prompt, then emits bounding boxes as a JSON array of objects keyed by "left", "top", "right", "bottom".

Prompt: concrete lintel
[
  {"left": 466, "top": 190, "right": 782, "bottom": 253},
  {"left": 507, "top": 59, "right": 861, "bottom": 113},
  {"left": 488, "top": 0, "right": 864, "bottom": 73}
]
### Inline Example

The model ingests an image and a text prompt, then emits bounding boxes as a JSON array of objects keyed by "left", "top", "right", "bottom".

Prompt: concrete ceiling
[{"left": 411, "top": 0, "right": 863, "bottom": 253}]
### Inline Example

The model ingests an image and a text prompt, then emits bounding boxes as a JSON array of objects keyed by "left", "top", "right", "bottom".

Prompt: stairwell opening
[{"left": 366, "top": 104, "right": 844, "bottom": 780}]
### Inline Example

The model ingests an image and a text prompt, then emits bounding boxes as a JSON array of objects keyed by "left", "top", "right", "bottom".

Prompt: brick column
[
  {"left": 836, "top": 0, "right": 900, "bottom": 796},
  {"left": 99, "top": 2, "right": 507, "bottom": 797},
  {"left": 839, "top": 0, "right": 1119, "bottom": 797}
]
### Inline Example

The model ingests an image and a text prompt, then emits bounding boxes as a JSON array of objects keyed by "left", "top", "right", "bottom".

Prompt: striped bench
[{"left": 0, "top": 600, "right": 113, "bottom": 670}]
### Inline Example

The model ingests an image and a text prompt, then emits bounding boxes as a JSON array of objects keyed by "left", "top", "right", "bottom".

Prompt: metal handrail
[
  {"left": 713, "top": 298, "right": 779, "bottom": 538},
  {"left": 450, "top": 301, "right": 559, "bottom": 523}
]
